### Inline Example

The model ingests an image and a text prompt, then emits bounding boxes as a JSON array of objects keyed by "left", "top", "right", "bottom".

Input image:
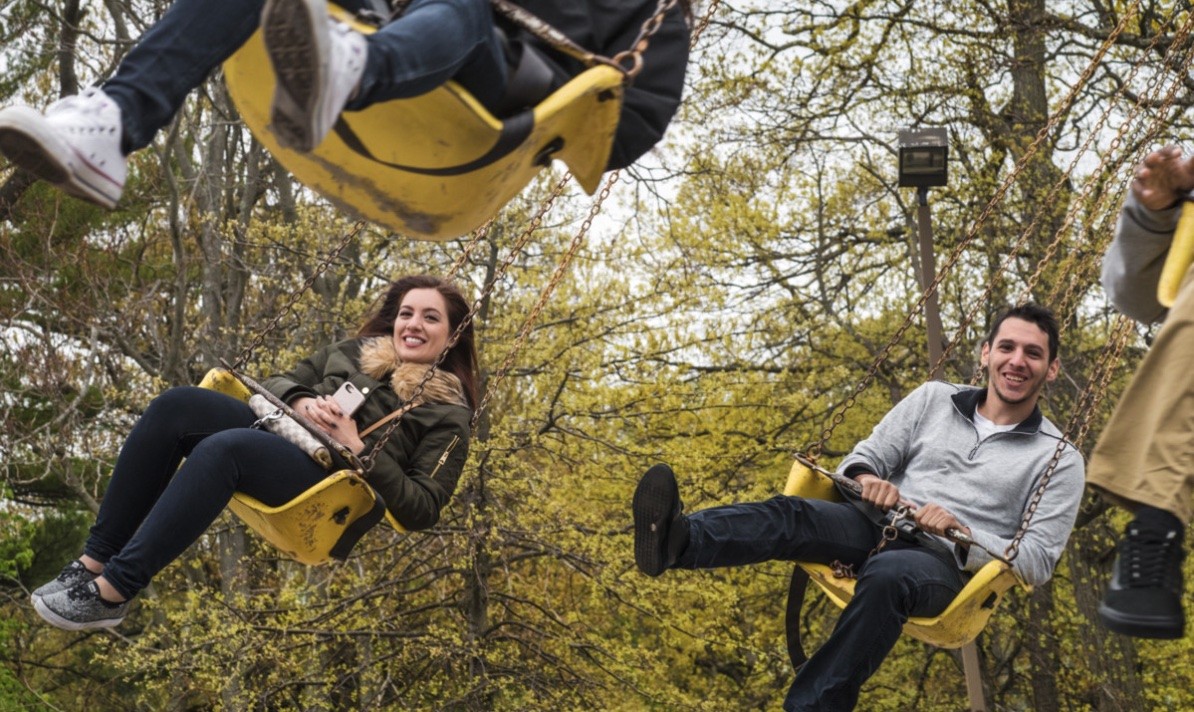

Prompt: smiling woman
[
  {"left": 30, "top": 274, "right": 479, "bottom": 632},
  {"left": 393, "top": 288, "right": 451, "bottom": 364}
]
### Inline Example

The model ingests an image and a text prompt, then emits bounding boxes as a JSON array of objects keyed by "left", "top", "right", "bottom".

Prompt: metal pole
[
  {"left": 916, "top": 186, "right": 946, "bottom": 380},
  {"left": 961, "top": 643, "right": 987, "bottom": 711},
  {"left": 915, "top": 186, "right": 985, "bottom": 710}
]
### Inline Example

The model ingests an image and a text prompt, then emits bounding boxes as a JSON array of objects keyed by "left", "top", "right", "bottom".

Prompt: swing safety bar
[{"left": 792, "top": 453, "right": 1012, "bottom": 566}]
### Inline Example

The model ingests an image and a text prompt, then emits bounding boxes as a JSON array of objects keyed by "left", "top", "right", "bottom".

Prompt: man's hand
[
  {"left": 914, "top": 503, "right": 971, "bottom": 541},
  {"left": 855, "top": 473, "right": 902, "bottom": 511},
  {"left": 1132, "top": 146, "right": 1194, "bottom": 211}
]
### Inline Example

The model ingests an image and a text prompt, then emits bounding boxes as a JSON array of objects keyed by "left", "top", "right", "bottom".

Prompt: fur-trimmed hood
[{"left": 358, "top": 336, "right": 468, "bottom": 408}]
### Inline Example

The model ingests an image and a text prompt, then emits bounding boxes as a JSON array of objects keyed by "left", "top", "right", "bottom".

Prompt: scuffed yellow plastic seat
[
  {"left": 198, "top": 368, "right": 401, "bottom": 565},
  {"left": 223, "top": 4, "right": 625, "bottom": 241},
  {"left": 783, "top": 459, "right": 1025, "bottom": 649}
]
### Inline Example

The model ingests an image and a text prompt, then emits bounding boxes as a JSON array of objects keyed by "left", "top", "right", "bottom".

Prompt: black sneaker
[
  {"left": 31, "top": 559, "right": 99, "bottom": 603},
  {"left": 33, "top": 580, "right": 129, "bottom": 631},
  {"left": 1098, "top": 521, "right": 1185, "bottom": 639},
  {"left": 633, "top": 464, "right": 686, "bottom": 576}
]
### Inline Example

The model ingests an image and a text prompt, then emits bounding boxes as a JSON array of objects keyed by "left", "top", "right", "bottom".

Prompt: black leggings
[{"left": 86, "top": 387, "right": 328, "bottom": 599}]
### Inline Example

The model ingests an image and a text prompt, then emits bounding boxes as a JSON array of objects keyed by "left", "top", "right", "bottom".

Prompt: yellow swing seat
[
  {"left": 1157, "top": 201, "right": 1194, "bottom": 308},
  {"left": 198, "top": 368, "right": 402, "bottom": 565},
  {"left": 783, "top": 459, "right": 1025, "bottom": 650},
  {"left": 223, "top": 4, "right": 625, "bottom": 241}
]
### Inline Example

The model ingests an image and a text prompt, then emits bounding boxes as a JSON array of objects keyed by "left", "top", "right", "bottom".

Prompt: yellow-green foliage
[{"left": 9, "top": 0, "right": 1194, "bottom": 709}]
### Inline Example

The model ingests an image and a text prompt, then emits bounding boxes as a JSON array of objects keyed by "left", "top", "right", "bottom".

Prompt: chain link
[
  {"left": 358, "top": 176, "right": 573, "bottom": 472},
  {"left": 1003, "top": 316, "right": 1135, "bottom": 560},
  {"left": 471, "top": 172, "right": 620, "bottom": 424},
  {"left": 612, "top": 0, "right": 682, "bottom": 79},
  {"left": 933, "top": 0, "right": 1184, "bottom": 381},
  {"left": 809, "top": 2, "right": 1145, "bottom": 458},
  {"left": 231, "top": 220, "right": 368, "bottom": 371}
]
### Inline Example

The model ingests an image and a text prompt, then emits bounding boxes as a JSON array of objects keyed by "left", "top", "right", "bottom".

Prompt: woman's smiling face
[{"left": 392, "top": 288, "right": 450, "bottom": 364}]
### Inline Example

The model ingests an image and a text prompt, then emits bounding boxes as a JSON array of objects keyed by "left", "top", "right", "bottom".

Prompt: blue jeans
[
  {"left": 102, "top": 0, "right": 506, "bottom": 152},
  {"left": 676, "top": 496, "right": 965, "bottom": 711},
  {"left": 85, "top": 387, "right": 329, "bottom": 599}
]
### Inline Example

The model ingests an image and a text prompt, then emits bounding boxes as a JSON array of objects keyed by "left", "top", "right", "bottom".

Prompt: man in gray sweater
[
  {"left": 1089, "top": 145, "right": 1194, "bottom": 640},
  {"left": 633, "top": 304, "right": 1085, "bottom": 711}
]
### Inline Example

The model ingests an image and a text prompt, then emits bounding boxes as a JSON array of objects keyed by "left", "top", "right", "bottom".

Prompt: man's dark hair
[{"left": 984, "top": 303, "right": 1060, "bottom": 362}]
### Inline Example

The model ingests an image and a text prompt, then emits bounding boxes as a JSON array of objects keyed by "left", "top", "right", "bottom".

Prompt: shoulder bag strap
[{"left": 359, "top": 402, "right": 419, "bottom": 439}]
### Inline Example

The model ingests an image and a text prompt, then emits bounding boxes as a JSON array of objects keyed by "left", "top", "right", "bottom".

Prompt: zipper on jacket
[
  {"left": 428, "top": 435, "right": 462, "bottom": 479},
  {"left": 968, "top": 430, "right": 1033, "bottom": 460}
]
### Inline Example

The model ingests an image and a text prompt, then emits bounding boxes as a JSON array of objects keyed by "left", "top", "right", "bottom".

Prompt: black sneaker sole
[
  {"left": 633, "top": 464, "right": 679, "bottom": 577},
  {"left": 262, "top": 0, "right": 325, "bottom": 151},
  {"left": 1097, "top": 602, "right": 1184, "bottom": 640}
]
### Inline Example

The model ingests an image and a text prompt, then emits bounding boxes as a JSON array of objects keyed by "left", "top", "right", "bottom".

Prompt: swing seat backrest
[
  {"left": 783, "top": 460, "right": 1026, "bottom": 649},
  {"left": 198, "top": 368, "right": 404, "bottom": 565},
  {"left": 223, "top": 4, "right": 625, "bottom": 241}
]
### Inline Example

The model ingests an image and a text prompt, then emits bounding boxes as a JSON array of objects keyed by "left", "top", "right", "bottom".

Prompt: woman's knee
[
  {"left": 145, "top": 385, "right": 204, "bottom": 413},
  {"left": 188, "top": 428, "right": 261, "bottom": 463}
]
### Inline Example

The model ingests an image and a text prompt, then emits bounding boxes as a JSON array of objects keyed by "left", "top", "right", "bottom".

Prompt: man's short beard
[{"left": 992, "top": 380, "right": 1040, "bottom": 407}]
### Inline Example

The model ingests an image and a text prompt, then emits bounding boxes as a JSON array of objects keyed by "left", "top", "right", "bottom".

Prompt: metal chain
[
  {"left": 471, "top": 171, "right": 620, "bottom": 425},
  {"left": 1003, "top": 316, "right": 1135, "bottom": 560},
  {"left": 689, "top": 0, "right": 721, "bottom": 43},
  {"left": 255, "top": 0, "right": 710, "bottom": 467},
  {"left": 612, "top": 0, "right": 682, "bottom": 78},
  {"left": 360, "top": 0, "right": 713, "bottom": 462},
  {"left": 808, "top": 0, "right": 1142, "bottom": 459},
  {"left": 1047, "top": 20, "right": 1194, "bottom": 317},
  {"left": 933, "top": 0, "right": 1179, "bottom": 381},
  {"left": 231, "top": 219, "right": 368, "bottom": 371},
  {"left": 358, "top": 175, "right": 573, "bottom": 472}
]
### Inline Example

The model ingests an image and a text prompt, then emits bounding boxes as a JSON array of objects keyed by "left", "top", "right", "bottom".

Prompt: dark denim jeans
[
  {"left": 86, "top": 387, "right": 329, "bottom": 599},
  {"left": 102, "top": 0, "right": 506, "bottom": 152},
  {"left": 675, "top": 496, "right": 965, "bottom": 711}
]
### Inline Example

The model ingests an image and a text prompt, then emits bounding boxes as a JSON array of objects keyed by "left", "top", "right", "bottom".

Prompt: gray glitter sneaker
[
  {"left": 33, "top": 580, "right": 129, "bottom": 631},
  {"left": 30, "top": 560, "right": 98, "bottom": 602}
]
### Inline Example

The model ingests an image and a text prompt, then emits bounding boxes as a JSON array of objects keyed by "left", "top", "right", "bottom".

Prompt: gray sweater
[
  {"left": 1102, "top": 190, "right": 1179, "bottom": 324},
  {"left": 838, "top": 382, "right": 1085, "bottom": 586}
]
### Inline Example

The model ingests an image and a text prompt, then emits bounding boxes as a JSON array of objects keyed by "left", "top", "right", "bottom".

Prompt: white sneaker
[
  {"left": 0, "top": 87, "right": 126, "bottom": 208},
  {"left": 262, "top": 0, "right": 367, "bottom": 152}
]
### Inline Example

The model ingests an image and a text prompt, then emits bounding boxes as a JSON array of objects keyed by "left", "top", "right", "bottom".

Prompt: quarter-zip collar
[{"left": 950, "top": 386, "right": 1043, "bottom": 434}]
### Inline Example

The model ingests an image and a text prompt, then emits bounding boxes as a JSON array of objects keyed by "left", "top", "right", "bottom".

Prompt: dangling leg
[
  {"left": 34, "top": 427, "right": 328, "bottom": 630},
  {"left": 1090, "top": 271, "right": 1194, "bottom": 639},
  {"left": 0, "top": 0, "right": 265, "bottom": 207},
  {"left": 84, "top": 387, "right": 258, "bottom": 564},
  {"left": 632, "top": 463, "right": 881, "bottom": 576},
  {"left": 260, "top": 0, "right": 506, "bottom": 151},
  {"left": 31, "top": 386, "right": 254, "bottom": 603},
  {"left": 782, "top": 547, "right": 963, "bottom": 711}
]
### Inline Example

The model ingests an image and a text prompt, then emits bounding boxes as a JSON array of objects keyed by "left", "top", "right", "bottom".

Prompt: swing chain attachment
[
  {"left": 251, "top": 409, "right": 285, "bottom": 430},
  {"left": 612, "top": 0, "right": 681, "bottom": 79},
  {"left": 793, "top": 452, "right": 1012, "bottom": 566}
]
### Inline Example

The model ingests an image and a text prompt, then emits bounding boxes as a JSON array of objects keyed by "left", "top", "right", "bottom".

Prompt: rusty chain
[
  {"left": 231, "top": 219, "right": 368, "bottom": 371},
  {"left": 808, "top": 0, "right": 1144, "bottom": 459},
  {"left": 934, "top": 0, "right": 1190, "bottom": 381},
  {"left": 471, "top": 171, "right": 621, "bottom": 425},
  {"left": 1003, "top": 315, "right": 1135, "bottom": 561}
]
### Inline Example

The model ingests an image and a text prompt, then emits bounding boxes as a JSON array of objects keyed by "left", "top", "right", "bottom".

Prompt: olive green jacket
[{"left": 260, "top": 337, "right": 471, "bottom": 530}]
